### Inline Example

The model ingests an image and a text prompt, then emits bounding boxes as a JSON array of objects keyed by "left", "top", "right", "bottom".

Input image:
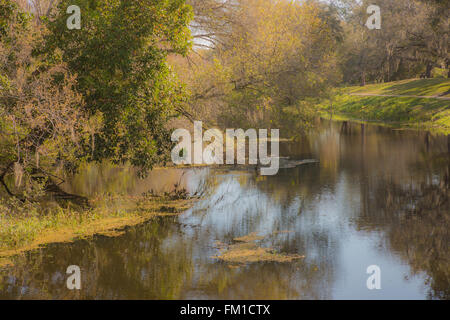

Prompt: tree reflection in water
[{"left": 0, "top": 121, "right": 448, "bottom": 299}]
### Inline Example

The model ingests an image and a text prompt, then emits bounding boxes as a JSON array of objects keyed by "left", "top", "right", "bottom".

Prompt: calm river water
[{"left": 1, "top": 120, "right": 449, "bottom": 299}]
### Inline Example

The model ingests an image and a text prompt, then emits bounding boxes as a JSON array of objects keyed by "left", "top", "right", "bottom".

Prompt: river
[{"left": 1, "top": 120, "right": 448, "bottom": 299}]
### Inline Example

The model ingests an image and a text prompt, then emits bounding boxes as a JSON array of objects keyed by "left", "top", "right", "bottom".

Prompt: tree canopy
[
  {"left": 0, "top": 0, "right": 193, "bottom": 199},
  {"left": 43, "top": 0, "right": 193, "bottom": 173}
]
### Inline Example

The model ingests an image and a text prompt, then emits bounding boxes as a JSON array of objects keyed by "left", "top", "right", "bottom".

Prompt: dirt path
[{"left": 350, "top": 93, "right": 450, "bottom": 100}]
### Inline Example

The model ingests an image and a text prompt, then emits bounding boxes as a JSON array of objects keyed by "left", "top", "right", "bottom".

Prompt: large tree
[
  {"left": 0, "top": 0, "right": 91, "bottom": 198},
  {"left": 0, "top": 0, "right": 193, "bottom": 199},
  {"left": 42, "top": 0, "right": 193, "bottom": 174}
]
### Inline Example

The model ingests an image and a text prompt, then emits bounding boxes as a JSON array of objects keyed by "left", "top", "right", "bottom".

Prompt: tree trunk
[
  {"left": 425, "top": 62, "right": 433, "bottom": 78},
  {"left": 446, "top": 59, "right": 450, "bottom": 78},
  {"left": 0, "top": 161, "right": 25, "bottom": 201},
  {"left": 0, "top": 162, "right": 15, "bottom": 197}
]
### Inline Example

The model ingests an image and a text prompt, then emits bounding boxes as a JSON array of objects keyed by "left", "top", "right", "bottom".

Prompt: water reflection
[{"left": 1, "top": 121, "right": 448, "bottom": 299}]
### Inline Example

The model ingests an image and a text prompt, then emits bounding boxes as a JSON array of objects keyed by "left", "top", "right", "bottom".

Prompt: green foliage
[
  {"left": 0, "top": 0, "right": 30, "bottom": 38},
  {"left": 0, "top": 0, "right": 193, "bottom": 202},
  {"left": 0, "top": 0, "right": 92, "bottom": 198},
  {"left": 43, "top": 0, "right": 193, "bottom": 174}
]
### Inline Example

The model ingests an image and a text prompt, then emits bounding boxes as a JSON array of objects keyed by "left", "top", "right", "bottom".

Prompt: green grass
[
  {"left": 322, "top": 78, "right": 450, "bottom": 134},
  {"left": 346, "top": 78, "right": 450, "bottom": 97}
]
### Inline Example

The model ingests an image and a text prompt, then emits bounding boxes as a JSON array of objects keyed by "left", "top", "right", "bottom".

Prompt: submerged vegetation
[
  {"left": 0, "top": 187, "right": 196, "bottom": 266},
  {"left": 213, "top": 232, "right": 305, "bottom": 266}
]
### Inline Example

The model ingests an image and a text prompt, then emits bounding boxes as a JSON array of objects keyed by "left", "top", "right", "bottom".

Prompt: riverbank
[
  {"left": 320, "top": 79, "right": 450, "bottom": 134},
  {"left": 0, "top": 193, "right": 197, "bottom": 267}
]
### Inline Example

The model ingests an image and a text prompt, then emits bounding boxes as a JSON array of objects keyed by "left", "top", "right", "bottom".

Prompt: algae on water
[{"left": 213, "top": 232, "right": 304, "bottom": 265}]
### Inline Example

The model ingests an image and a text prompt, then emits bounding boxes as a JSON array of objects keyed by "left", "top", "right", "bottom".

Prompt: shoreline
[
  {"left": 320, "top": 112, "right": 450, "bottom": 135},
  {"left": 0, "top": 196, "right": 198, "bottom": 268}
]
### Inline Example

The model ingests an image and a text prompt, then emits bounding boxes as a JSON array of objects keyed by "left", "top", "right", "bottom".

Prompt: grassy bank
[
  {"left": 0, "top": 193, "right": 197, "bottom": 267},
  {"left": 345, "top": 78, "right": 450, "bottom": 97},
  {"left": 321, "top": 79, "right": 450, "bottom": 134}
]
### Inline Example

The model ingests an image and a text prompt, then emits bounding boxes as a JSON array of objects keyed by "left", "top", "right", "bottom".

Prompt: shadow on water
[{"left": 1, "top": 120, "right": 448, "bottom": 299}]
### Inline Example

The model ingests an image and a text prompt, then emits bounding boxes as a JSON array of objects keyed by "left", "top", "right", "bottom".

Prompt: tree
[
  {"left": 338, "top": 0, "right": 449, "bottom": 84},
  {"left": 14, "top": 0, "right": 57, "bottom": 23},
  {"left": 0, "top": 0, "right": 91, "bottom": 198},
  {"left": 404, "top": 0, "right": 449, "bottom": 78},
  {"left": 174, "top": 0, "right": 343, "bottom": 137},
  {"left": 0, "top": 0, "right": 193, "bottom": 200},
  {"left": 42, "top": 0, "right": 193, "bottom": 175}
]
